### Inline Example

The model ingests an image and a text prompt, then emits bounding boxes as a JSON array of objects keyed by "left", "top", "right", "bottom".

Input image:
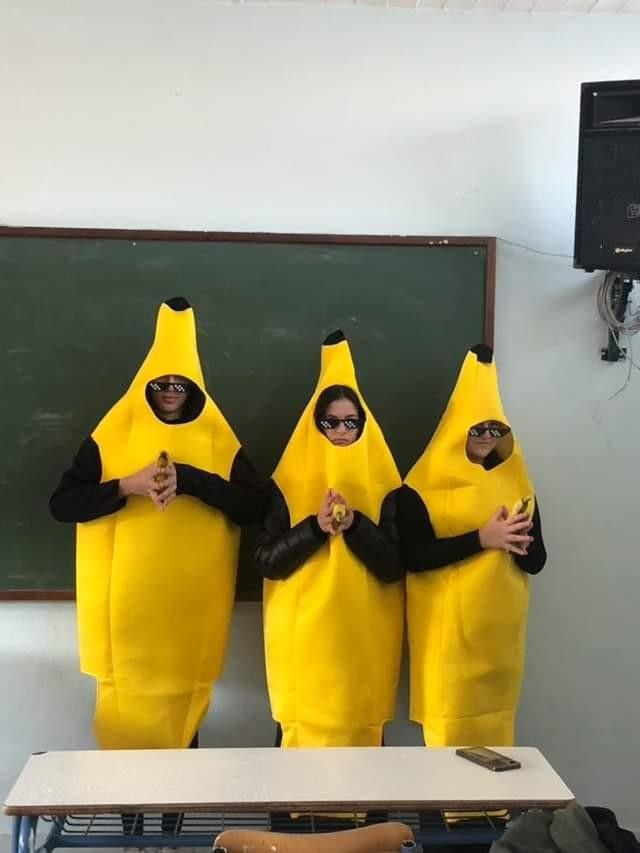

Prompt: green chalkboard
[{"left": 0, "top": 228, "right": 494, "bottom": 598}]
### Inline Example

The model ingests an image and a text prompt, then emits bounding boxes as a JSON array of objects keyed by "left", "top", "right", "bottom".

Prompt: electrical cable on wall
[
  {"left": 597, "top": 272, "right": 640, "bottom": 338},
  {"left": 596, "top": 271, "right": 640, "bottom": 398}
]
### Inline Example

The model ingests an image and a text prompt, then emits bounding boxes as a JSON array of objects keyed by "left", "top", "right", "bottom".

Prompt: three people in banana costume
[{"left": 52, "top": 304, "right": 545, "bottom": 752}]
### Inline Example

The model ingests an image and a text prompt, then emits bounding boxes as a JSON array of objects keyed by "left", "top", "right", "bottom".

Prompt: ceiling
[{"left": 245, "top": 0, "right": 640, "bottom": 12}]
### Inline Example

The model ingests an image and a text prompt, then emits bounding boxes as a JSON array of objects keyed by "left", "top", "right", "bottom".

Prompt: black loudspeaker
[{"left": 574, "top": 79, "right": 640, "bottom": 274}]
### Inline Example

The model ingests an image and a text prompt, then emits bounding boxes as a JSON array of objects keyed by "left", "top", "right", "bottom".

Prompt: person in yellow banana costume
[
  {"left": 50, "top": 297, "right": 267, "bottom": 751},
  {"left": 399, "top": 344, "right": 546, "bottom": 747},
  {"left": 255, "top": 331, "right": 404, "bottom": 748}
]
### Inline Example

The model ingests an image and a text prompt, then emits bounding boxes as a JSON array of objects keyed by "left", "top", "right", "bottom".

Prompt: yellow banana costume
[
  {"left": 405, "top": 345, "right": 534, "bottom": 747},
  {"left": 76, "top": 299, "right": 240, "bottom": 749},
  {"left": 264, "top": 333, "right": 404, "bottom": 748}
]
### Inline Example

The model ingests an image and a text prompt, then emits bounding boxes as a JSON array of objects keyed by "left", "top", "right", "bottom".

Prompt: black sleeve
[
  {"left": 343, "top": 490, "right": 404, "bottom": 584},
  {"left": 175, "top": 447, "right": 268, "bottom": 527},
  {"left": 513, "top": 501, "right": 547, "bottom": 575},
  {"left": 49, "top": 437, "right": 126, "bottom": 523},
  {"left": 253, "top": 482, "right": 327, "bottom": 580},
  {"left": 397, "top": 484, "right": 483, "bottom": 572}
]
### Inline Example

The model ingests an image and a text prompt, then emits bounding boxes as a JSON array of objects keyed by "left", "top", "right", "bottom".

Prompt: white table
[{"left": 4, "top": 747, "right": 574, "bottom": 852}]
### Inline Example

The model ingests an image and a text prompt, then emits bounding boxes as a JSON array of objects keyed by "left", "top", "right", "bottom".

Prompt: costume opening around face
[
  {"left": 264, "top": 333, "right": 404, "bottom": 747},
  {"left": 405, "top": 345, "right": 534, "bottom": 747},
  {"left": 76, "top": 299, "right": 240, "bottom": 749}
]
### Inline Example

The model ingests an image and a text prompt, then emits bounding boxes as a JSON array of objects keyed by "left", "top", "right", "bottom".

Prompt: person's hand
[
  {"left": 330, "top": 490, "right": 354, "bottom": 533},
  {"left": 119, "top": 463, "right": 158, "bottom": 499},
  {"left": 479, "top": 507, "right": 533, "bottom": 555},
  {"left": 317, "top": 490, "right": 336, "bottom": 535},
  {"left": 150, "top": 461, "right": 178, "bottom": 512}
]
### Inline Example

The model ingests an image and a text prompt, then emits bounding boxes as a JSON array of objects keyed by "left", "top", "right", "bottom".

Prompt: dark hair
[{"left": 314, "top": 385, "right": 366, "bottom": 438}]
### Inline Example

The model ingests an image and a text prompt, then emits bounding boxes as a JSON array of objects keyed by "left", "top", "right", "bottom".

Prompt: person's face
[
  {"left": 320, "top": 398, "right": 362, "bottom": 447},
  {"left": 149, "top": 374, "right": 190, "bottom": 421},
  {"left": 466, "top": 420, "right": 507, "bottom": 463}
]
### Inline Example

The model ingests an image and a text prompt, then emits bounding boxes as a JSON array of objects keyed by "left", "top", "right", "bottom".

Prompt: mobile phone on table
[{"left": 456, "top": 747, "right": 521, "bottom": 772}]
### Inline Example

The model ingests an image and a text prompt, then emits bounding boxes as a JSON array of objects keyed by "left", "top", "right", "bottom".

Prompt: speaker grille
[{"left": 574, "top": 80, "right": 640, "bottom": 273}]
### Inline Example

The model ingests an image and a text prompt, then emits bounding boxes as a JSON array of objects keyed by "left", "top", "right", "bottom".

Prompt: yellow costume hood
[
  {"left": 405, "top": 344, "right": 534, "bottom": 747},
  {"left": 130, "top": 298, "right": 205, "bottom": 387},
  {"left": 76, "top": 297, "right": 240, "bottom": 749},
  {"left": 264, "top": 331, "right": 404, "bottom": 747}
]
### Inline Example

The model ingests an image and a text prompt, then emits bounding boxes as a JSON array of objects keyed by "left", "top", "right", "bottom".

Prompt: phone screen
[{"left": 467, "top": 748, "right": 501, "bottom": 760}]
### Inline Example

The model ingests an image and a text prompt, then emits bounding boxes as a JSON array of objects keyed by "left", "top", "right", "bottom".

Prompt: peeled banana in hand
[
  {"left": 154, "top": 450, "right": 170, "bottom": 488},
  {"left": 331, "top": 502, "right": 347, "bottom": 530}
]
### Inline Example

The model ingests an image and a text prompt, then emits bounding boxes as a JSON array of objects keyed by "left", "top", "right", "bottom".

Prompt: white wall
[{"left": 2, "top": 0, "right": 640, "bottom": 835}]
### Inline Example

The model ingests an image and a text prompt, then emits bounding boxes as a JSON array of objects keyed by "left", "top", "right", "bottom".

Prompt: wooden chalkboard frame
[{"left": 0, "top": 227, "right": 496, "bottom": 601}]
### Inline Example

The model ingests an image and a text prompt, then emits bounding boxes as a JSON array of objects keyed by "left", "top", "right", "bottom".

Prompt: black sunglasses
[
  {"left": 468, "top": 424, "right": 511, "bottom": 438},
  {"left": 318, "top": 416, "right": 363, "bottom": 431},
  {"left": 148, "top": 381, "right": 191, "bottom": 394}
]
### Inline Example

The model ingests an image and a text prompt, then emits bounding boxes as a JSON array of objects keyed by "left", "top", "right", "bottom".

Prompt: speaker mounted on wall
[{"left": 574, "top": 79, "right": 640, "bottom": 274}]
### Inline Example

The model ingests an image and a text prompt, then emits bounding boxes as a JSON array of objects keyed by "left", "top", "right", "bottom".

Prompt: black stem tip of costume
[
  {"left": 323, "top": 329, "right": 346, "bottom": 345},
  {"left": 164, "top": 297, "right": 191, "bottom": 312},
  {"left": 470, "top": 343, "right": 494, "bottom": 364}
]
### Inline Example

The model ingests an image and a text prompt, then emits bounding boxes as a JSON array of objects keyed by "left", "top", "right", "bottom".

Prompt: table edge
[{"left": 4, "top": 797, "right": 576, "bottom": 816}]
